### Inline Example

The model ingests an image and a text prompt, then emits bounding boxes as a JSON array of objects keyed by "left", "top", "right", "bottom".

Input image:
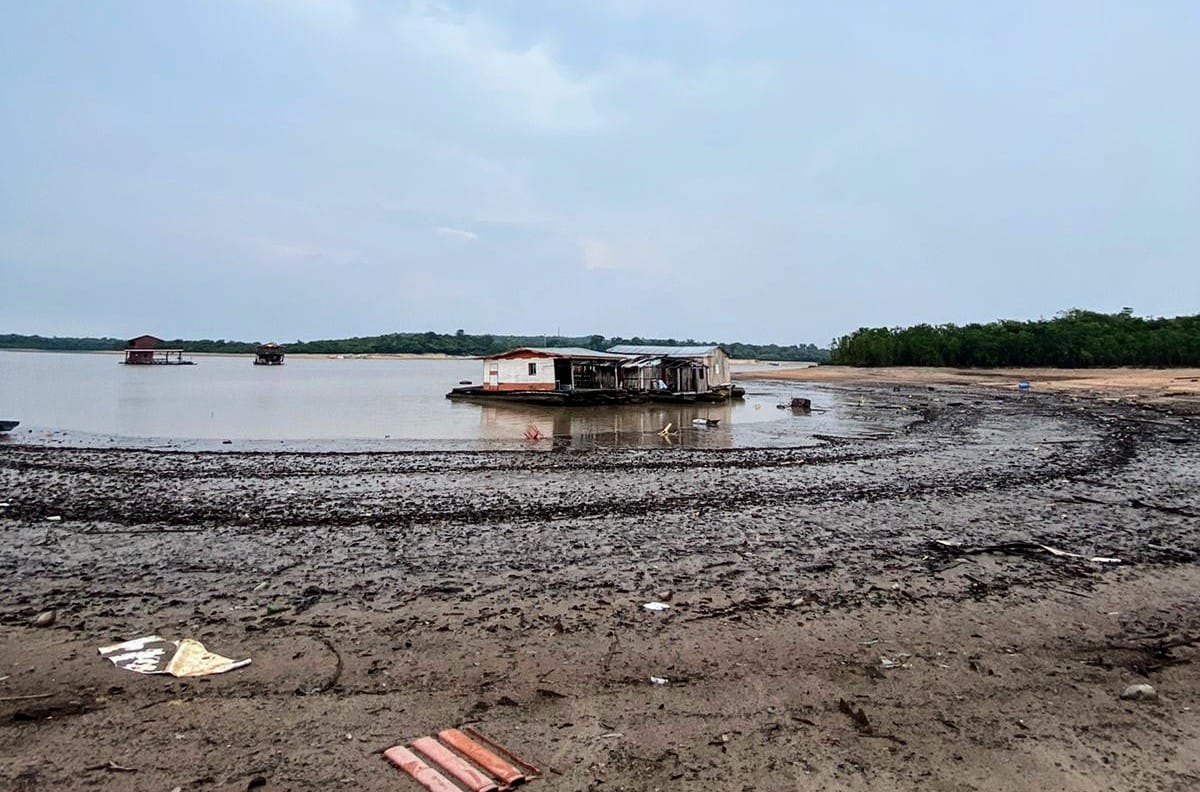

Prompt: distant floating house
[
  {"left": 447, "top": 344, "right": 741, "bottom": 405},
  {"left": 122, "top": 334, "right": 194, "bottom": 365},
  {"left": 254, "top": 342, "right": 285, "bottom": 365}
]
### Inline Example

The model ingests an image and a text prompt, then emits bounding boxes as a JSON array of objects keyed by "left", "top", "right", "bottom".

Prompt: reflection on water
[
  {"left": 478, "top": 401, "right": 740, "bottom": 448},
  {"left": 0, "top": 350, "right": 860, "bottom": 448}
]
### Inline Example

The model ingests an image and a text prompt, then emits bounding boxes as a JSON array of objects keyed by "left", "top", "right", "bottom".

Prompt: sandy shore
[
  {"left": 1, "top": 383, "right": 1198, "bottom": 790},
  {"left": 741, "top": 365, "right": 1200, "bottom": 414}
]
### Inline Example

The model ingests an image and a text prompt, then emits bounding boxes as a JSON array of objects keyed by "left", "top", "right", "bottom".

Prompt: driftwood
[{"left": 929, "top": 539, "right": 1120, "bottom": 564}]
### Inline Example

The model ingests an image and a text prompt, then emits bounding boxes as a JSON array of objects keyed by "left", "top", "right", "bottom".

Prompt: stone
[
  {"left": 1120, "top": 683, "right": 1157, "bottom": 701},
  {"left": 32, "top": 610, "right": 56, "bottom": 627}
]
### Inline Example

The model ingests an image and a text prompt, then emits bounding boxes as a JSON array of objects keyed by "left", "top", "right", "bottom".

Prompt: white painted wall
[{"left": 483, "top": 357, "right": 558, "bottom": 388}]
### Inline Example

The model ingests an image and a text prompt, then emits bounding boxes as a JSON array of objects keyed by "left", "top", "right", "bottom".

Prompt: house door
[{"left": 488, "top": 364, "right": 499, "bottom": 388}]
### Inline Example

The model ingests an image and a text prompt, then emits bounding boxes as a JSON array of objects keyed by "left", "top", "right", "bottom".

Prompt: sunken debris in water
[{"left": 447, "top": 345, "right": 746, "bottom": 406}]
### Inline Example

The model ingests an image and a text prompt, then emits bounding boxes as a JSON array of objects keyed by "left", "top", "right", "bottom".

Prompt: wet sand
[{"left": 1, "top": 383, "right": 1198, "bottom": 791}]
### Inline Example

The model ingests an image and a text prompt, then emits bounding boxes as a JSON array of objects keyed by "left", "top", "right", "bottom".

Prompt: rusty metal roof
[
  {"left": 607, "top": 344, "right": 723, "bottom": 356},
  {"left": 482, "top": 347, "right": 630, "bottom": 361}
]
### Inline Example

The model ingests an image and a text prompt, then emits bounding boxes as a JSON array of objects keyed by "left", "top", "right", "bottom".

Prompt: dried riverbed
[{"left": 1, "top": 384, "right": 1198, "bottom": 790}]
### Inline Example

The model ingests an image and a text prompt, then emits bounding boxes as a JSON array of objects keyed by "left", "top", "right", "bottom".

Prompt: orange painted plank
[
  {"left": 413, "top": 736, "right": 499, "bottom": 792},
  {"left": 383, "top": 745, "right": 462, "bottom": 792},
  {"left": 438, "top": 728, "right": 524, "bottom": 787}
]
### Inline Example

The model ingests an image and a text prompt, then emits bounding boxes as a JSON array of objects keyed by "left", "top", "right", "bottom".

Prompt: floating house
[
  {"left": 608, "top": 344, "right": 735, "bottom": 402},
  {"left": 122, "top": 334, "right": 194, "bottom": 365},
  {"left": 447, "top": 344, "right": 742, "bottom": 405},
  {"left": 254, "top": 343, "right": 285, "bottom": 365}
]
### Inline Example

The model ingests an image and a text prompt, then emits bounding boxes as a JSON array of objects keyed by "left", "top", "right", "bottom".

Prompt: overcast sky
[{"left": 2, "top": 1, "right": 1197, "bottom": 345}]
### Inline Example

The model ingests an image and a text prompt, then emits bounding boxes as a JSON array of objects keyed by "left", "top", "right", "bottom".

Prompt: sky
[{"left": 1, "top": 1, "right": 1197, "bottom": 346}]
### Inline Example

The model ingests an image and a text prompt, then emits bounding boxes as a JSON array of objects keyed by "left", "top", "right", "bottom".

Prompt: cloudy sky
[{"left": 1, "top": 1, "right": 1197, "bottom": 345}]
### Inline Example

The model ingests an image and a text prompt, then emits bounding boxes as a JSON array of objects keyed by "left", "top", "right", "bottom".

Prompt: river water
[{"left": 0, "top": 351, "right": 852, "bottom": 449}]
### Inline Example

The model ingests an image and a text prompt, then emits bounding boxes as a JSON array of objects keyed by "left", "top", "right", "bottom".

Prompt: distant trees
[
  {"left": 830, "top": 310, "right": 1200, "bottom": 367},
  {"left": 0, "top": 331, "right": 831, "bottom": 361}
]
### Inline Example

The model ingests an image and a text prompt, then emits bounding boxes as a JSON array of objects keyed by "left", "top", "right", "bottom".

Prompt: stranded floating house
[
  {"left": 447, "top": 344, "right": 743, "bottom": 405},
  {"left": 448, "top": 347, "right": 636, "bottom": 405},
  {"left": 122, "top": 335, "right": 194, "bottom": 365},
  {"left": 254, "top": 343, "right": 285, "bottom": 365}
]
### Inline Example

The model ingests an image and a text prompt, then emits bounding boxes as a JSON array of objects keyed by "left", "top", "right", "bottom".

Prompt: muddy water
[{"left": 0, "top": 350, "right": 852, "bottom": 448}]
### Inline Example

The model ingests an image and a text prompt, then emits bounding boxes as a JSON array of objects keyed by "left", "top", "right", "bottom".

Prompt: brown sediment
[{"left": 0, "top": 383, "right": 1198, "bottom": 790}]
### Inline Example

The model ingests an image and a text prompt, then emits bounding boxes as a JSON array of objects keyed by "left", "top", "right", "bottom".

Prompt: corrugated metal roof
[
  {"left": 606, "top": 344, "right": 722, "bottom": 356},
  {"left": 483, "top": 347, "right": 630, "bottom": 360}
]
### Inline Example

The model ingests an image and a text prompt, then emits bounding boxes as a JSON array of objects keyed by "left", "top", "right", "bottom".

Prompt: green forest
[
  {"left": 830, "top": 310, "right": 1200, "bottom": 367},
  {"left": 0, "top": 331, "right": 830, "bottom": 362}
]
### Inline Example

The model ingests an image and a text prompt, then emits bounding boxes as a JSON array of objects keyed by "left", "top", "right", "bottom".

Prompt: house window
[{"left": 528, "top": 362, "right": 537, "bottom": 376}]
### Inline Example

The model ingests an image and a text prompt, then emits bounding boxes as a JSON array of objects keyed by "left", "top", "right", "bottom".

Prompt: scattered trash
[
  {"left": 649, "top": 676, "right": 669, "bottom": 685},
  {"left": 1018, "top": 381, "right": 1030, "bottom": 390},
  {"left": 642, "top": 602, "right": 671, "bottom": 612},
  {"left": 691, "top": 418, "right": 719, "bottom": 427},
  {"left": 45, "top": 515, "right": 62, "bottom": 522},
  {"left": 98, "top": 635, "right": 251, "bottom": 677},
  {"left": 1120, "top": 683, "right": 1158, "bottom": 702},
  {"left": 657, "top": 423, "right": 676, "bottom": 437},
  {"left": 523, "top": 425, "right": 544, "bottom": 441},
  {"left": 790, "top": 397, "right": 812, "bottom": 412},
  {"left": 879, "top": 654, "right": 911, "bottom": 670},
  {"left": 31, "top": 610, "right": 56, "bottom": 628}
]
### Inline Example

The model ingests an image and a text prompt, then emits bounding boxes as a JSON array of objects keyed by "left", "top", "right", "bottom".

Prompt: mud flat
[{"left": 1, "top": 384, "right": 1198, "bottom": 790}]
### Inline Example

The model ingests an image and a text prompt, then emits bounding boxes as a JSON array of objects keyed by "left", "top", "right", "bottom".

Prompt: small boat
[
  {"left": 692, "top": 418, "right": 720, "bottom": 427},
  {"left": 0, "top": 420, "right": 19, "bottom": 433}
]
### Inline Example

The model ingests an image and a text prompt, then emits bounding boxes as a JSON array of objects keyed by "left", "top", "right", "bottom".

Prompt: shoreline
[
  {"left": 739, "top": 364, "right": 1200, "bottom": 413},
  {"left": 1, "top": 383, "right": 1197, "bottom": 790}
]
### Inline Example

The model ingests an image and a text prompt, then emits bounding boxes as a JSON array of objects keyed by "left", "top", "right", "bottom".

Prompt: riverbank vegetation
[
  {"left": 830, "top": 310, "right": 1200, "bottom": 367},
  {"left": 0, "top": 332, "right": 829, "bottom": 362}
]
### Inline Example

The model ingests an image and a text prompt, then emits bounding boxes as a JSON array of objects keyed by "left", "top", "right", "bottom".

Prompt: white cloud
[
  {"left": 393, "top": 2, "right": 604, "bottom": 133},
  {"left": 433, "top": 225, "right": 478, "bottom": 240},
  {"left": 249, "top": 238, "right": 358, "bottom": 267},
  {"left": 581, "top": 239, "right": 620, "bottom": 270}
]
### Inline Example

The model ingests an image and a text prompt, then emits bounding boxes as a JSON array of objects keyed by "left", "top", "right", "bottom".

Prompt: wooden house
[
  {"left": 122, "top": 334, "right": 193, "bottom": 365},
  {"left": 254, "top": 343, "right": 285, "bottom": 365},
  {"left": 607, "top": 344, "right": 732, "bottom": 400}
]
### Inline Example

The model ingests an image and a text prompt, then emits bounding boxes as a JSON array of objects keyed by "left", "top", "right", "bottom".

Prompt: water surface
[{"left": 0, "top": 351, "right": 851, "bottom": 449}]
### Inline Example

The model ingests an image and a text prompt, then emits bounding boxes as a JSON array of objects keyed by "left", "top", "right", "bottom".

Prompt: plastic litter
[
  {"left": 98, "top": 635, "right": 251, "bottom": 677},
  {"left": 649, "top": 676, "right": 669, "bottom": 685},
  {"left": 642, "top": 602, "right": 671, "bottom": 612}
]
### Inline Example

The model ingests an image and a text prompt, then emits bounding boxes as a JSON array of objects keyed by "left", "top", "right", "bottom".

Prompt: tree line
[
  {"left": 0, "top": 331, "right": 830, "bottom": 362},
  {"left": 829, "top": 310, "right": 1200, "bottom": 367}
]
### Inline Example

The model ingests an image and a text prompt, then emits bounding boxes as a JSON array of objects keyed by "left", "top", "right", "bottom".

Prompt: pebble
[
  {"left": 1120, "top": 683, "right": 1157, "bottom": 701},
  {"left": 32, "top": 610, "right": 56, "bottom": 628}
]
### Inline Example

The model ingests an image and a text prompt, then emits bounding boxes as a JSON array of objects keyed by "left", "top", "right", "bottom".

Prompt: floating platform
[{"left": 446, "top": 386, "right": 647, "bottom": 406}]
